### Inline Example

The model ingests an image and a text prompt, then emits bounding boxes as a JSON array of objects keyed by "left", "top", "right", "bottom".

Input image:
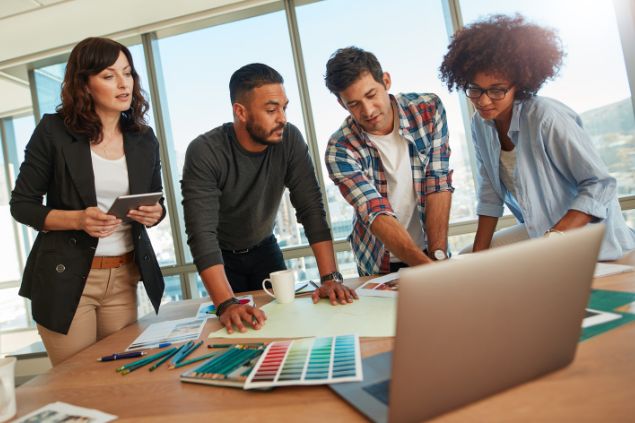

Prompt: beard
[{"left": 246, "top": 120, "right": 285, "bottom": 146}]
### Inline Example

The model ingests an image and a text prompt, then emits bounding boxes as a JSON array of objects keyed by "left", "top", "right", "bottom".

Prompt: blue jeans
[{"left": 221, "top": 235, "right": 287, "bottom": 293}]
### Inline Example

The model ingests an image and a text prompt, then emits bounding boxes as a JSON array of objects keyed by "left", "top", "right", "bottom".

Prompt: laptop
[{"left": 331, "top": 224, "right": 605, "bottom": 422}]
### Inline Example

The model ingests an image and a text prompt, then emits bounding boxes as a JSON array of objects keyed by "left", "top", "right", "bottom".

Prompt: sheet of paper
[
  {"left": 14, "top": 401, "right": 116, "bottom": 423},
  {"left": 244, "top": 334, "right": 363, "bottom": 389},
  {"left": 195, "top": 295, "right": 254, "bottom": 319},
  {"left": 593, "top": 262, "right": 634, "bottom": 278},
  {"left": 126, "top": 317, "right": 206, "bottom": 351},
  {"left": 356, "top": 273, "right": 399, "bottom": 298},
  {"left": 209, "top": 296, "right": 396, "bottom": 339},
  {"left": 582, "top": 308, "right": 622, "bottom": 328}
]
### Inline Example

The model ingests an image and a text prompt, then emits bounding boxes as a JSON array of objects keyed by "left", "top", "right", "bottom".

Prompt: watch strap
[
  {"left": 215, "top": 297, "right": 241, "bottom": 317},
  {"left": 320, "top": 271, "right": 343, "bottom": 284}
]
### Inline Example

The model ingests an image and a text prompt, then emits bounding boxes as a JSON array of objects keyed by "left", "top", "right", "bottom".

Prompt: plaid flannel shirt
[{"left": 325, "top": 93, "right": 453, "bottom": 275}]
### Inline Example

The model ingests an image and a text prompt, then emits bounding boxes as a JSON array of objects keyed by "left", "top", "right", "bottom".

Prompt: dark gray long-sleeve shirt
[{"left": 181, "top": 122, "right": 332, "bottom": 273}]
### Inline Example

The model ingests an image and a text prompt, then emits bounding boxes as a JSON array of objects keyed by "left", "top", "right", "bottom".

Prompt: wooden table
[{"left": 13, "top": 255, "right": 635, "bottom": 422}]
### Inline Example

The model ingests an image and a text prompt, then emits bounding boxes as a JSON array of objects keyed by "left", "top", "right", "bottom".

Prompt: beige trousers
[{"left": 38, "top": 261, "right": 140, "bottom": 366}]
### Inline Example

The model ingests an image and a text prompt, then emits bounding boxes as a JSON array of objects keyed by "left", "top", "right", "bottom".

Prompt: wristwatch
[
  {"left": 320, "top": 271, "right": 344, "bottom": 284},
  {"left": 432, "top": 249, "right": 448, "bottom": 261},
  {"left": 544, "top": 228, "right": 565, "bottom": 238}
]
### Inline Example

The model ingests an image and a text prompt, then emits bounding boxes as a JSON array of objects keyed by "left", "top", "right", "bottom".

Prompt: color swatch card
[{"left": 243, "top": 334, "right": 363, "bottom": 389}]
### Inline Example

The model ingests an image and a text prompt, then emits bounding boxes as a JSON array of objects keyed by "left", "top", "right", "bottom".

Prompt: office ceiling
[
  {"left": 0, "top": 0, "right": 261, "bottom": 118},
  {"left": 0, "top": 0, "right": 66, "bottom": 20}
]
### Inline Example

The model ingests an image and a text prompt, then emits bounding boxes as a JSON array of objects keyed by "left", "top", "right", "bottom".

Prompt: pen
[
  {"left": 98, "top": 351, "right": 146, "bottom": 362},
  {"left": 294, "top": 282, "right": 309, "bottom": 293},
  {"left": 309, "top": 280, "right": 320, "bottom": 289},
  {"left": 116, "top": 348, "right": 175, "bottom": 374}
]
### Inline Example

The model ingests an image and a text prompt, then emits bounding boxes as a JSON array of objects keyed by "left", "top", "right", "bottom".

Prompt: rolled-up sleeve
[
  {"left": 325, "top": 138, "right": 395, "bottom": 228},
  {"left": 542, "top": 115, "right": 614, "bottom": 221},
  {"left": 423, "top": 95, "right": 454, "bottom": 194},
  {"left": 181, "top": 139, "right": 223, "bottom": 272}
]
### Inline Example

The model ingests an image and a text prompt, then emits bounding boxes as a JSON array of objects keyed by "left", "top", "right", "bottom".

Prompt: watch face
[{"left": 433, "top": 250, "right": 447, "bottom": 261}]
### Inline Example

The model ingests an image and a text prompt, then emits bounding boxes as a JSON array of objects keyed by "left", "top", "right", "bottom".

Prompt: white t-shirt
[
  {"left": 367, "top": 112, "right": 425, "bottom": 262},
  {"left": 91, "top": 150, "right": 133, "bottom": 256},
  {"left": 499, "top": 148, "right": 519, "bottom": 201}
]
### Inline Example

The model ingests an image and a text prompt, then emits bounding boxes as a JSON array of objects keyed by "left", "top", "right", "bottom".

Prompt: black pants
[{"left": 221, "top": 235, "right": 287, "bottom": 293}]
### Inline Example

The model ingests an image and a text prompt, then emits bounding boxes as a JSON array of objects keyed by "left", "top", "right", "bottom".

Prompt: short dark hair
[
  {"left": 59, "top": 37, "right": 149, "bottom": 143},
  {"left": 229, "top": 63, "right": 284, "bottom": 104},
  {"left": 324, "top": 47, "right": 384, "bottom": 96},
  {"left": 439, "top": 14, "right": 564, "bottom": 100}
]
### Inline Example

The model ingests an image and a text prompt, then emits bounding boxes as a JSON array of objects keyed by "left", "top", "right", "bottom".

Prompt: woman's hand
[
  {"left": 79, "top": 207, "right": 121, "bottom": 238},
  {"left": 127, "top": 202, "right": 163, "bottom": 227}
]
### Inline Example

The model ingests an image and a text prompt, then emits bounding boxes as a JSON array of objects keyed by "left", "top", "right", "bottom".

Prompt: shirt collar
[
  {"left": 509, "top": 100, "right": 522, "bottom": 133},
  {"left": 349, "top": 94, "right": 413, "bottom": 139}
]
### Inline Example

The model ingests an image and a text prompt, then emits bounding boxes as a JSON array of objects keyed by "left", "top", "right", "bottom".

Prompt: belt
[
  {"left": 91, "top": 251, "right": 134, "bottom": 269},
  {"left": 222, "top": 235, "right": 274, "bottom": 255}
]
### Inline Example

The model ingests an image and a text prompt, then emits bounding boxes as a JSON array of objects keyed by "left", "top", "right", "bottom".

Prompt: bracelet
[{"left": 215, "top": 297, "right": 241, "bottom": 317}]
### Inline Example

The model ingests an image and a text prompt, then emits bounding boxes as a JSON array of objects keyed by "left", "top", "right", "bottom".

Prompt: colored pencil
[
  {"left": 169, "top": 340, "right": 203, "bottom": 369},
  {"left": 173, "top": 351, "right": 221, "bottom": 369},
  {"left": 149, "top": 344, "right": 185, "bottom": 372},
  {"left": 168, "top": 341, "right": 193, "bottom": 368},
  {"left": 117, "top": 348, "right": 175, "bottom": 375},
  {"left": 207, "top": 342, "right": 265, "bottom": 349}
]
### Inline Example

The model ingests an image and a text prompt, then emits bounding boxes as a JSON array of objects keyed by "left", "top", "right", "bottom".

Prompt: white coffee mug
[
  {"left": 262, "top": 269, "right": 296, "bottom": 304},
  {"left": 0, "top": 357, "right": 16, "bottom": 423}
]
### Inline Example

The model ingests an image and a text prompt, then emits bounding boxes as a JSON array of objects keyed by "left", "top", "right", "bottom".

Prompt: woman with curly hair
[
  {"left": 439, "top": 14, "right": 634, "bottom": 259},
  {"left": 10, "top": 37, "right": 166, "bottom": 365}
]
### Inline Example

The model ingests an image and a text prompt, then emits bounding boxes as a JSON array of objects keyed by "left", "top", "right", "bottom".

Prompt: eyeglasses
[{"left": 464, "top": 85, "right": 512, "bottom": 101}]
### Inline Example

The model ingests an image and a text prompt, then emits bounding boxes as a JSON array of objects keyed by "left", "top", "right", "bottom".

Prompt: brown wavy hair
[
  {"left": 57, "top": 37, "right": 149, "bottom": 143},
  {"left": 439, "top": 14, "right": 564, "bottom": 100}
]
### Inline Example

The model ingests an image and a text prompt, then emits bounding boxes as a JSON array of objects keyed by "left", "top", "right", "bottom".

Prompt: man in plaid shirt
[{"left": 324, "top": 47, "right": 454, "bottom": 276}]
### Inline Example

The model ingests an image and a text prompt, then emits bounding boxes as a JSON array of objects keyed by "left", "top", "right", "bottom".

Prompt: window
[
  {"left": 156, "top": 5, "right": 311, "bottom": 257},
  {"left": 296, "top": 0, "right": 478, "bottom": 233},
  {"left": 30, "top": 44, "right": 177, "bottom": 266},
  {"left": 33, "top": 63, "right": 65, "bottom": 116},
  {"left": 460, "top": 0, "right": 635, "bottom": 196}
]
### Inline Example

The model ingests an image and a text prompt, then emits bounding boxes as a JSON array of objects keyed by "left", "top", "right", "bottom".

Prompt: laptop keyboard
[{"left": 363, "top": 379, "right": 391, "bottom": 405}]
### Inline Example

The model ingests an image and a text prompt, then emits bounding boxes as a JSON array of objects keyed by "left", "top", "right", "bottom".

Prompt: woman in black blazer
[{"left": 10, "top": 37, "right": 165, "bottom": 365}]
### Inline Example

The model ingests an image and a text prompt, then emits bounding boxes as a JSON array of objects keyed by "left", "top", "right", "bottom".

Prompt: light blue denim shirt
[{"left": 471, "top": 96, "right": 635, "bottom": 260}]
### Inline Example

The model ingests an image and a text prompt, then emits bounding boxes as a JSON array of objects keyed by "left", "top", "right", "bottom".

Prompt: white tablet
[{"left": 107, "top": 192, "right": 162, "bottom": 222}]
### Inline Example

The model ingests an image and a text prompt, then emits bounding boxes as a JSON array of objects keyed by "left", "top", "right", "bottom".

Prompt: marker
[{"left": 98, "top": 351, "right": 146, "bottom": 362}]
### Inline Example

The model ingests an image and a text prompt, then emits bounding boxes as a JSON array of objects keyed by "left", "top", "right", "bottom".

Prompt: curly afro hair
[{"left": 439, "top": 14, "right": 564, "bottom": 99}]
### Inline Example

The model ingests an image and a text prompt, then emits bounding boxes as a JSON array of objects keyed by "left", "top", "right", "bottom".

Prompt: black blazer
[{"left": 10, "top": 113, "right": 166, "bottom": 334}]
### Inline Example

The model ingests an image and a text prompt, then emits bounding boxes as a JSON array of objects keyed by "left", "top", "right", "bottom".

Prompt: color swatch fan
[{"left": 243, "top": 334, "right": 362, "bottom": 389}]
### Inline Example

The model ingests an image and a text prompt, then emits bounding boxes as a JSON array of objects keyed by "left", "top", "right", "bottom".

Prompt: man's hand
[
  {"left": 219, "top": 303, "right": 266, "bottom": 334},
  {"left": 312, "top": 281, "right": 358, "bottom": 305}
]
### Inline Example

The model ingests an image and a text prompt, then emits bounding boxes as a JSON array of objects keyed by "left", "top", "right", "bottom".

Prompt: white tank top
[
  {"left": 367, "top": 111, "right": 425, "bottom": 262},
  {"left": 499, "top": 148, "right": 519, "bottom": 201},
  {"left": 90, "top": 150, "right": 133, "bottom": 256}
]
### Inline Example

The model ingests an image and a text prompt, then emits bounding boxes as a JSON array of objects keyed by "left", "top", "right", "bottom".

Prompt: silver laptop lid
[{"left": 390, "top": 224, "right": 605, "bottom": 422}]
